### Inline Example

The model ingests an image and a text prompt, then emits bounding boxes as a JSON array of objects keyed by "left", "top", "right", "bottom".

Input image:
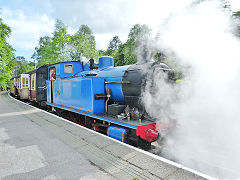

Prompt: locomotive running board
[
  {"left": 46, "top": 102, "right": 155, "bottom": 129},
  {"left": 46, "top": 102, "right": 138, "bottom": 129}
]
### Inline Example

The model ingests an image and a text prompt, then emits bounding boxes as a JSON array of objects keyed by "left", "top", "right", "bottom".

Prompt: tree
[
  {"left": 0, "top": 18, "right": 15, "bottom": 86},
  {"left": 98, "top": 49, "right": 105, "bottom": 57},
  {"left": 128, "top": 24, "right": 151, "bottom": 42},
  {"left": 233, "top": 11, "right": 240, "bottom": 16},
  {"left": 233, "top": 11, "right": 240, "bottom": 37},
  {"left": 33, "top": 20, "right": 70, "bottom": 67},
  {"left": 33, "top": 22, "right": 99, "bottom": 66},
  {"left": 113, "top": 24, "right": 152, "bottom": 66},
  {"left": 78, "top": 25, "right": 96, "bottom": 45},
  {"left": 68, "top": 24, "right": 99, "bottom": 61},
  {"left": 14, "top": 56, "right": 35, "bottom": 75},
  {"left": 113, "top": 43, "right": 127, "bottom": 66},
  {"left": 52, "top": 20, "right": 70, "bottom": 62},
  {"left": 106, "top": 36, "right": 122, "bottom": 55},
  {"left": 32, "top": 36, "right": 56, "bottom": 67}
]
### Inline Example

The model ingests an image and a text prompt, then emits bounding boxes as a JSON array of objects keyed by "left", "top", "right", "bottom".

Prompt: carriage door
[
  {"left": 49, "top": 68, "right": 56, "bottom": 103},
  {"left": 37, "top": 72, "right": 45, "bottom": 101}
]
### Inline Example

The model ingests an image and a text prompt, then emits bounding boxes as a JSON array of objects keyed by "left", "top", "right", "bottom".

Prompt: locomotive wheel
[
  {"left": 85, "top": 116, "right": 93, "bottom": 129},
  {"left": 138, "top": 137, "right": 151, "bottom": 150}
]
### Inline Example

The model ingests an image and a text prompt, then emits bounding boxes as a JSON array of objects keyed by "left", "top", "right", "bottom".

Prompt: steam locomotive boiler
[{"left": 45, "top": 56, "right": 173, "bottom": 149}]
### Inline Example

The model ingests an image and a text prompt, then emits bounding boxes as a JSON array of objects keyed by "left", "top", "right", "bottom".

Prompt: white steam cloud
[{"left": 141, "top": 0, "right": 240, "bottom": 178}]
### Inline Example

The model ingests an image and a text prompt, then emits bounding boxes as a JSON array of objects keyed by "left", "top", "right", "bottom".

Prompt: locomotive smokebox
[
  {"left": 122, "top": 62, "right": 173, "bottom": 109},
  {"left": 122, "top": 63, "right": 151, "bottom": 109},
  {"left": 99, "top": 56, "right": 114, "bottom": 69}
]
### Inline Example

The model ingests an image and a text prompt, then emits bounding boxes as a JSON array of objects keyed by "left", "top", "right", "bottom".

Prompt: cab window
[{"left": 64, "top": 64, "right": 73, "bottom": 74}]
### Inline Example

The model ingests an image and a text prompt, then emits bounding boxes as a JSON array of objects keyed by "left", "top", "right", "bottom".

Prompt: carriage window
[
  {"left": 22, "top": 78, "right": 29, "bottom": 88},
  {"left": 22, "top": 78, "right": 25, "bottom": 88},
  {"left": 64, "top": 64, "right": 73, "bottom": 74},
  {"left": 31, "top": 74, "right": 35, "bottom": 90},
  {"left": 26, "top": 78, "right": 29, "bottom": 87}
]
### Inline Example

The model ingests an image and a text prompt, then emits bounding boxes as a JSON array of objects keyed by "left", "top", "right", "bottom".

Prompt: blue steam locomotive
[{"left": 11, "top": 56, "right": 173, "bottom": 149}]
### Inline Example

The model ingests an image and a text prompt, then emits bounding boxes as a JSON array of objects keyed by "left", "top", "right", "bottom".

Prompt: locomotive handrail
[
  {"left": 38, "top": 86, "right": 46, "bottom": 89},
  {"left": 85, "top": 74, "right": 97, "bottom": 76},
  {"left": 126, "top": 67, "right": 172, "bottom": 72},
  {"left": 105, "top": 81, "right": 130, "bottom": 84}
]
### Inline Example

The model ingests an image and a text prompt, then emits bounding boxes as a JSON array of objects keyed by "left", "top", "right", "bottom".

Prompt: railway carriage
[
  {"left": 27, "top": 64, "right": 49, "bottom": 106},
  {"left": 13, "top": 74, "right": 30, "bottom": 100}
]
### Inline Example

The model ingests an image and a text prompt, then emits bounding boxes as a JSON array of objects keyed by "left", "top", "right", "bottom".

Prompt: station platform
[{"left": 0, "top": 92, "right": 209, "bottom": 179}]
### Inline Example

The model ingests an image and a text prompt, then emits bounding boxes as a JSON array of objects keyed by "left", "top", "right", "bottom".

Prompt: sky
[{"left": 0, "top": 0, "right": 239, "bottom": 62}]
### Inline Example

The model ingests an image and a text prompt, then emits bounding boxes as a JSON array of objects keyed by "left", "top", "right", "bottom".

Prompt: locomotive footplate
[{"left": 46, "top": 102, "right": 156, "bottom": 129}]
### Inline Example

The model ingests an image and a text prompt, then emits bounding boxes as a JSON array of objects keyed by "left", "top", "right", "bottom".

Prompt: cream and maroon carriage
[
  {"left": 27, "top": 64, "right": 49, "bottom": 106},
  {"left": 14, "top": 74, "right": 30, "bottom": 100}
]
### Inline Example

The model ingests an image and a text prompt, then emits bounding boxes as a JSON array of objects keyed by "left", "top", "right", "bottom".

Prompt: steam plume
[{"left": 141, "top": 0, "right": 240, "bottom": 178}]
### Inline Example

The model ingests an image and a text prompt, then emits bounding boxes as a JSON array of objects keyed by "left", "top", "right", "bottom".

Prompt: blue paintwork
[
  {"left": 46, "top": 81, "right": 51, "bottom": 102},
  {"left": 55, "top": 64, "right": 60, "bottom": 77},
  {"left": 47, "top": 76, "right": 105, "bottom": 114},
  {"left": 46, "top": 102, "right": 137, "bottom": 129},
  {"left": 107, "top": 126, "right": 126, "bottom": 142},
  {"left": 84, "top": 63, "right": 90, "bottom": 71},
  {"left": 60, "top": 62, "right": 83, "bottom": 78},
  {"left": 99, "top": 56, "right": 114, "bottom": 69},
  {"left": 53, "top": 79, "right": 61, "bottom": 104},
  {"left": 94, "top": 65, "right": 130, "bottom": 102},
  {"left": 83, "top": 63, "right": 98, "bottom": 71},
  {"left": 46, "top": 57, "right": 131, "bottom": 118}
]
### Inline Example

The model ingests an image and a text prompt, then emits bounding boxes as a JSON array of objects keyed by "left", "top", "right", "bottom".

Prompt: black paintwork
[
  {"left": 122, "top": 62, "right": 153, "bottom": 109},
  {"left": 121, "top": 61, "right": 173, "bottom": 111},
  {"left": 36, "top": 65, "right": 49, "bottom": 102}
]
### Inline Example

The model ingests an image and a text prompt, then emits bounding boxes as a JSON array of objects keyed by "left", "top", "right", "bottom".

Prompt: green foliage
[
  {"left": 33, "top": 21, "right": 99, "bottom": 66},
  {"left": 33, "top": 20, "right": 70, "bottom": 67},
  {"left": 233, "top": 11, "right": 240, "bottom": 16},
  {"left": 68, "top": 24, "right": 99, "bottom": 61},
  {"left": 106, "top": 24, "right": 152, "bottom": 66},
  {"left": 105, "top": 36, "right": 122, "bottom": 55},
  {"left": 52, "top": 20, "right": 70, "bottom": 62},
  {"left": 132, "top": 177, "right": 139, "bottom": 180},
  {"left": 33, "top": 21, "right": 153, "bottom": 68},
  {"left": 0, "top": 18, "right": 11, "bottom": 39},
  {"left": 98, "top": 49, "right": 105, "bottom": 57},
  {"left": 232, "top": 11, "right": 240, "bottom": 38},
  {"left": 0, "top": 18, "right": 15, "bottom": 86},
  {"left": 14, "top": 56, "right": 35, "bottom": 75},
  {"left": 128, "top": 24, "right": 151, "bottom": 42},
  {"left": 103, "top": 23, "right": 186, "bottom": 80}
]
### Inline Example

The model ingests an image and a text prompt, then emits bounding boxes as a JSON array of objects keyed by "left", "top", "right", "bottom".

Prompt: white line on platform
[{"left": 8, "top": 92, "right": 215, "bottom": 180}]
